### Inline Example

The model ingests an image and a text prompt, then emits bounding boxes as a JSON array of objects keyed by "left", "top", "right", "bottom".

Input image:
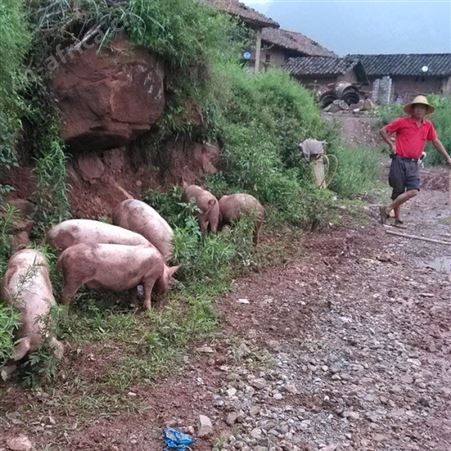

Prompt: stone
[
  {"left": 226, "top": 412, "right": 239, "bottom": 426},
  {"left": 237, "top": 298, "right": 250, "bottom": 304},
  {"left": 11, "top": 231, "right": 30, "bottom": 251},
  {"left": 373, "top": 433, "right": 388, "bottom": 442},
  {"left": 285, "top": 384, "right": 298, "bottom": 395},
  {"left": 236, "top": 342, "right": 251, "bottom": 359},
  {"left": 197, "top": 415, "right": 213, "bottom": 437},
  {"left": 344, "top": 411, "right": 360, "bottom": 420},
  {"left": 250, "top": 378, "right": 267, "bottom": 390},
  {"left": 400, "top": 374, "right": 414, "bottom": 384},
  {"left": 227, "top": 387, "right": 237, "bottom": 397},
  {"left": 249, "top": 405, "right": 260, "bottom": 417},
  {"left": 250, "top": 428, "right": 263, "bottom": 440},
  {"left": 6, "top": 199, "right": 35, "bottom": 217},
  {"left": 6, "top": 435, "right": 32, "bottom": 451},
  {"left": 321, "top": 445, "right": 338, "bottom": 451},
  {"left": 76, "top": 153, "right": 105, "bottom": 183},
  {"left": 196, "top": 345, "right": 215, "bottom": 354},
  {"left": 53, "top": 36, "right": 165, "bottom": 151}
]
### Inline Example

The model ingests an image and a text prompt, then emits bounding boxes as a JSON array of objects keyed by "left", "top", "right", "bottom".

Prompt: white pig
[
  {"left": 182, "top": 184, "right": 220, "bottom": 233},
  {"left": 112, "top": 199, "right": 173, "bottom": 261},
  {"left": 1, "top": 249, "right": 63, "bottom": 361},
  {"left": 46, "top": 219, "right": 151, "bottom": 251},
  {"left": 57, "top": 243, "right": 179, "bottom": 310}
]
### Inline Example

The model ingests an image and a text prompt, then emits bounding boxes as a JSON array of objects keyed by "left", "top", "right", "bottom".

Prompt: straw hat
[{"left": 403, "top": 95, "right": 435, "bottom": 115}]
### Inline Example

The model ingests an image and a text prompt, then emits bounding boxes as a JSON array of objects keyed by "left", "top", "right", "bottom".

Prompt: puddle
[{"left": 419, "top": 256, "right": 451, "bottom": 273}]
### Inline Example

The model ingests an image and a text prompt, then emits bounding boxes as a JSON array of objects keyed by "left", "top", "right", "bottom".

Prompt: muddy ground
[{"left": 1, "top": 167, "right": 450, "bottom": 451}]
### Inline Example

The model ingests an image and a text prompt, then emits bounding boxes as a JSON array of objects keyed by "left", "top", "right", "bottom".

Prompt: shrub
[
  {"left": 32, "top": 123, "right": 70, "bottom": 236},
  {"left": 0, "top": 0, "right": 31, "bottom": 167},
  {"left": 0, "top": 304, "right": 20, "bottom": 365}
]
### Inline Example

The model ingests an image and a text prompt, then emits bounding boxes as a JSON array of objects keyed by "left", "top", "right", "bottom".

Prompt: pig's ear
[{"left": 168, "top": 265, "right": 180, "bottom": 279}]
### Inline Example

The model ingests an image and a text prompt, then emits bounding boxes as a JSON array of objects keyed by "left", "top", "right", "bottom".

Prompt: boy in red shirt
[{"left": 379, "top": 95, "right": 451, "bottom": 226}]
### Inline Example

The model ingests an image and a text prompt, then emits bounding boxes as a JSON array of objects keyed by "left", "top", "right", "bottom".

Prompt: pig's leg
[
  {"left": 12, "top": 337, "right": 31, "bottom": 361},
  {"left": 61, "top": 279, "right": 81, "bottom": 308},
  {"left": 253, "top": 220, "right": 263, "bottom": 245},
  {"left": 142, "top": 277, "right": 157, "bottom": 311},
  {"left": 209, "top": 206, "right": 220, "bottom": 233},
  {"left": 197, "top": 212, "right": 208, "bottom": 234}
]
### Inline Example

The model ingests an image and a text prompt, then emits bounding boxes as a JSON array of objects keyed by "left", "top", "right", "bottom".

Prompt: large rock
[
  {"left": 53, "top": 36, "right": 165, "bottom": 152},
  {"left": 159, "top": 139, "right": 219, "bottom": 185},
  {"left": 6, "top": 434, "right": 32, "bottom": 451}
]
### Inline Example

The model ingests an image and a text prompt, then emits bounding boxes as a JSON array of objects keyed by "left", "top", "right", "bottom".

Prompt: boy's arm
[
  {"left": 379, "top": 126, "right": 396, "bottom": 153},
  {"left": 431, "top": 139, "right": 451, "bottom": 165}
]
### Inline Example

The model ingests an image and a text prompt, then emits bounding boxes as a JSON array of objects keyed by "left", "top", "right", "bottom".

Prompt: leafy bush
[
  {"left": 0, "top": 0, "right": 31, "bottom": 167},
  {"left": 424, "top": 96, "right": 451, "bottom": 165},
  {"left": 32, "top": 123, "right": 70, "bottom": 236},
  {"left": 0, "top": 304, "right": 20, "bottom": 365}
]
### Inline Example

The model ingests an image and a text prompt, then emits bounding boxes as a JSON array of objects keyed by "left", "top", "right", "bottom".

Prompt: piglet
[
  {"left": 182, "top": 184, "right": 220, "bottom": 233},
  {"left": 219, "top": 193, "right": 265, "bottom": 244}
]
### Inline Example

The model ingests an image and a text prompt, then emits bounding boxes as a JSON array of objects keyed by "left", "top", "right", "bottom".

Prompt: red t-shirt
[{"left": 385, "top": 117, "right": 437, "bottom": 159}]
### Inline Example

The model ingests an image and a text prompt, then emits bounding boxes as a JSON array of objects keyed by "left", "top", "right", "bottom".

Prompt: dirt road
[{"left": 1, "top": 168, "right": 450, "bottom": 451}]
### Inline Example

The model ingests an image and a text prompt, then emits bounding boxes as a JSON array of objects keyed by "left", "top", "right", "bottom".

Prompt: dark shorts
[{"left": 388, "top": 157, "right": 420, "bottom": 200}]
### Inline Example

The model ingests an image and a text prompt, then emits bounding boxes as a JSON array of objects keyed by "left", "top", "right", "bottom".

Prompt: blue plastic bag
[{"left": 163, "top": 427, "right": 194, "bottom": 450}]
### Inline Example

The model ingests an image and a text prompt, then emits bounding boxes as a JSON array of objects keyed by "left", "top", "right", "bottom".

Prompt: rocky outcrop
[
  {"left": 159, "top": 139, "right": 220, "bottom": 185},
  {"left": 52, "top": 36, "right": 165, "bottom": 152}
]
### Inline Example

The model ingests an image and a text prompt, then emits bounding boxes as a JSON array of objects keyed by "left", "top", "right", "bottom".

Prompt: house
[
  {"left": 261, "top": 28, "right": 336, "bottom": 69},
  {"left": 202, "top": 0, "right": 279, "bottom": 72},
  {"left": 284, "top": 56, "right": 368, "bottom": 90},
  {"left": 349, "top": 53, "right": 451, "bottom": 102}
]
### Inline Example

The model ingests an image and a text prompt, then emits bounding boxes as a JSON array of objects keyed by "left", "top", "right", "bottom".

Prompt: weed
[
  {"left": 0, "top": 304, "right": 20, "bottom": 365},
  {"left": 328, "top": 145, "right": 384, "bottom": 199},
  {"left": 0, "top": 0, "right": 31, "bottom": 167},
  {"left": 32, "top": 122, "right": 70, "bottom": 236}
]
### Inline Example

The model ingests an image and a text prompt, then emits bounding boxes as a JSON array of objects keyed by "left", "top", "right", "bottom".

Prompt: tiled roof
[
  {"left": 349, "top": 54, "right": 451, "bottom": 77},
  {"left": 284, "top": 56, "right": 359, "bottom": 77},
  {"left": 202, "top": 0, "right": 279, "bottom": 28},
  {"left": 261, "top": 28, "right": 335, "bottom": 57}
]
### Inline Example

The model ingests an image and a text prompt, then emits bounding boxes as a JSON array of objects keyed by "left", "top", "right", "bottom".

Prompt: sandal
[{"left": 394, "top": 219, "right": 407, "bottom": 229}]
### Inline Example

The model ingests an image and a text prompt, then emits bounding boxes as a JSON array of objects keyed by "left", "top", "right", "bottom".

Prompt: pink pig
[
  {"left": 112, "top": 199, "right": 173, "bottom": 261},
  {"left": 219, "top": 193, "right": 265, "bottom": 244},
  {"left": 182, "top": 184, "right": 220, "bottom": 233},
  {"left": 57, "top": 243, "right": 179, "bottom": 310}
]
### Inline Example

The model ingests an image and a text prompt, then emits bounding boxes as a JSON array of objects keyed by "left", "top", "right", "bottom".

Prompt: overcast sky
[{"left": 242, "top": 0, "right": 451, "bottom": 55}]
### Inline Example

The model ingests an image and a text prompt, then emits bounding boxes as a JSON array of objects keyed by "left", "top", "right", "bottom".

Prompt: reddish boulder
[
  {"left": 76, "top": 153, "right": 105, "bottom": 184},
  {"left": 52, "top": 36, "right": 165, "bottom": 152},
  {"left": 160, "top": 140, "right": 219, "bottom": 185}
]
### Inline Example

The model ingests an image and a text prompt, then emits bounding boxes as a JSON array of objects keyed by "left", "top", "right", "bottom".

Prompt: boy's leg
[{"left": 380, "top": 158, "right": 405, "bottom": 223}]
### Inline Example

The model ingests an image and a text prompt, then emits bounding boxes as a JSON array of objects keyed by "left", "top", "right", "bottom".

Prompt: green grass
[
  {"left": 0, "top": 0, "right": 31, "bottom": 168},
  {"left": 328, "top": 145, "right": 385, "bottom": 199}
]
